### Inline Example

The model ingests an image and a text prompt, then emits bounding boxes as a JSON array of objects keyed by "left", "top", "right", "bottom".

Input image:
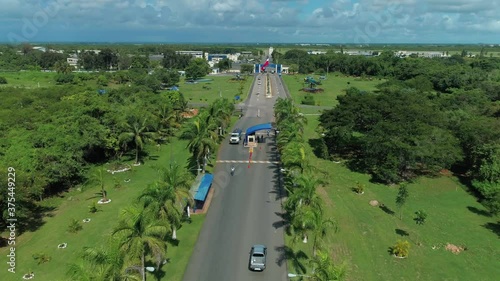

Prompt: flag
[{"left": 261, "top": 58, "right": 269, "bottom": 72}]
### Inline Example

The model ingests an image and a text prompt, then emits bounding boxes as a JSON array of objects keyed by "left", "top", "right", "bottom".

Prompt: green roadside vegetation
[
  {"left": 0, "top": 59, "right": 245, "bottom": 280},
  {"left": 281, "top": 73, "right": 382, "bottom": 107},
  {"left": 288, "top": 115, "right": 500, "bottom": 280},
  {"left": 179, "top": 75, "right": 252, "bottom": 104},
  {"left": 0, "top": 71, "right": 56, "bottom": 88},
  {"left": 0, "top": 141, "right": 196, "bottom": 281},
  {"left": 2, "top": 43, "right": 500, "bottom": 281},
  {"left": 275, "top": 47, "right": 499, "bottom": 280}
]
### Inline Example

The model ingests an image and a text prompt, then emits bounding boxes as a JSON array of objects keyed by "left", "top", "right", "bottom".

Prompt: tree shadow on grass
[
  {"left": 482, "top": 222, "right": 500, "bottom": 238},
  {"left": 467, "top": 206, "right": 492, "bottom": 217},
  {"left": 380, "top": 204, "right": 395, "bottom": 215},
  {"left": 395, "top": 228, "right": 409, "bottom": 237},
  {"left": 19, "top": 203, "right": 56, "bottom": 234},
  {"left": 166, "top": 236, "right": 180, "bottom": 247},
  {"left": 308, "top": 138, "right": 328, "bottom": 159},
  {"left": 275, "top": 245, "right": 308, "bottom": 274}
]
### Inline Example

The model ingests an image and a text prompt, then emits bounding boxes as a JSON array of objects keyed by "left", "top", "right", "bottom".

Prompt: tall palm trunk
[
  {"left": 141, "top": 252, "right": 146, "bottom": 281},
  {"left": 172, "top": 227, "right": 177, "bottom": 240},
  {"left": 135, "top": 146, "right": 140, "bottom": 164}
]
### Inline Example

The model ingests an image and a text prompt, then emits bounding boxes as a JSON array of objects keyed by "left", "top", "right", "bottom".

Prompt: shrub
[
  {"left": 97, "top": 75, "right": 108, "bottom": 86},
  {"left": 55, "top": 73, "right": 75, "bottom": 84},
  {"left": 113, "top": 178, "right": 122, "bottom": 189},
  {"left": 354, "top": 182, "right": 365, "bottom": 194},
  {"left": 0, "top": 76, "right": 7, "bottom": 84},
  {"left": 89, "top": 202, "right": 99, "bottom": 213},
  {"left": 32, "top": 252, "right": 52, "bottom": 265},
  {"left": 301, "top": 93, "right": 315, "bottom": 105},
  {"left": 68, "top": 219, "right": 83, "bottom": 233},
  {"left": 391, "top": 240, "right": 410, "bottom": 257}
]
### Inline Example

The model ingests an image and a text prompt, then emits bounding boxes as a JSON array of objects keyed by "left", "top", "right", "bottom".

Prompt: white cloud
[{"left": 1, "top": 0, "right": 500, "bottom": 43}]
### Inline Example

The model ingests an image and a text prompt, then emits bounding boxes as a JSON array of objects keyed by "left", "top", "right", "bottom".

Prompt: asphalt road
[{"left": 182, "top": 72, "right": 290, "bottom": 281}]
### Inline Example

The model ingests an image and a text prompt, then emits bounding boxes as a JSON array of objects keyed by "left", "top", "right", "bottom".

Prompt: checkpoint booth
[{"left": 244, "top": 123, "right": 273, "bottom": 147}]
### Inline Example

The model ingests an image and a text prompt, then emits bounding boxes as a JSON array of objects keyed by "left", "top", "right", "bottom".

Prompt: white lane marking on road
[{"left": 217, "top": 160, "right": 279, "bottom": 164}]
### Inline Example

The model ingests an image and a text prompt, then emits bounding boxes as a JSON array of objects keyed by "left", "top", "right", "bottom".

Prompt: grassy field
[
  {"left": 282, "top": 73, "right": 383, "bottom": 107},
  {"left": 286, "top": 116, "right": 500, "bottom": 281},
  {"left": 0, "top": 71, "right": 57, "bottom": 88},
  {"left": 0, "top": 132, "right": 205, "bottom": 281},
  {"left": 177, "top": 75, "right": 253, "bottom": 104}
]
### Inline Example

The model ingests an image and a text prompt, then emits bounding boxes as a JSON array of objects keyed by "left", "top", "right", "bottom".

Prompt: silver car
[{"left": 249, "top": 244, "right": 267, "bottom": 271}]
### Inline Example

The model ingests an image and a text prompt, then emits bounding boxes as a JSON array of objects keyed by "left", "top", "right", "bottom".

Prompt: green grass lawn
[
  {"left": 286, "top": 116, "right": 500, "bottom": 281},
  {"left": 176, "top": 75, "right": 253, "bottom": 104},
  {"left": 160, "top": 214, "right": 205, "bottom": 281},
  {"left": 0, "top": 71, "right": 57, "bottom": 88},
  {"left": 282, "top": 73, "right": 383, "bottom": 107},
  {"left": 0, "top": 137, "right": 205, "bottom": 281}
]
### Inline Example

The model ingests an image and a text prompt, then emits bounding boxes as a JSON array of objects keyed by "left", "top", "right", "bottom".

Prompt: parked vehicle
[
  {"left": 249, "top": 244, "right": 267, "bottom": 271},
  {"left": 229, "top": 129, "right": 242, "bottom": 144}
]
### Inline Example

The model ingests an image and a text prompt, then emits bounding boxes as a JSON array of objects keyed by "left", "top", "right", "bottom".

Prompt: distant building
[
  {"left": 396, "top": 51, "right": 449, "bottom": 58},
  {"left": 32, "top": 46, "right": 64, "bottom": 53},
  {"left": 77, "top": 49, "right": 101, "bottom": 54},
  {"left": 205, "top": 53, "right": 239, "bottom": 68},
  {"left": 67, "top": 55, "right": 79, "bottom": 68},
  {"left": 176, "top": 51, "right": 203, "bottom": 58},
  {"left": 344, "top": 50, "right": 378, "bottom": 57},
  {"left": 149, "top": 54, "right": 163, "bottom": 61},
  {"left": 307, "top": 50, "right": 327, "bottom": 55}
]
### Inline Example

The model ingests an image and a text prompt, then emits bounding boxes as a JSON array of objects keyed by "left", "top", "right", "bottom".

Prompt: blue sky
[{"left": 1, "top": 0, "right": 499, "bottom": 44}]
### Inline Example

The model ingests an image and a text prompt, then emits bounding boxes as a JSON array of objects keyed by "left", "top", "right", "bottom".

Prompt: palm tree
[
  {"left": 155, "top": 104, "right": 178, "bottom": 140},
  {"left": 309, "top": 250, "right": 346, "bottom": 281},
  {"left": 281, "top": 141, "right": 309, "bottom": 173},
  {"left": 91, "top": 168, "right": 109, "bottom": 201},
  {"left": 285, "top": 174, "right": 324, "bottom": 213},
  {"left": 205, "top": 98, "right": 234, "bottom": 131},
  {"left": 139, "top": 183, "right": 179, "bottom": 240},
  {"left": 160, "top": 163, "right": 193, "bottom": 208},
  {"left": 54, "top": 60, "right": 73, "bottom": 74},
  {"left": 290, "top": 205, "right": 317, "bottom": 244},
  {"left": 66, "top": 238, "right": 133, "bottom": 281},
  {"left": 309, "top": 213, "right": 338, "bottom": 257},
  {"left": 119, "top": 115, "right": 158, "bottom": 164},
  {"left": 140, "top": 164, "right": 192, "bottom": 240},
  {"left": 112, "top": 205, "right": 169, "bottom": 281},
  {"left": 183, "top": 114, "right": 218, "bottom": 173}
]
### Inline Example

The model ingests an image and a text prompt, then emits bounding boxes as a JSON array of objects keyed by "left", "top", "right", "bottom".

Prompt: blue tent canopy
[
  {"left": 194, "top": 174, "right": 214, "bottom": 202},
  {"left": 245, "top": 123, "right": 272, "bottom": 136}
]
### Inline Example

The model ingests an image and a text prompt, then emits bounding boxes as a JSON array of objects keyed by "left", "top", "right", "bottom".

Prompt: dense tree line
[
  {"left": 0, "top": 84, "right": 188, "bottom": 235},
  {"left": 0, "top": 44, "right": 263, "bottom": 72},
  {"left": 274, "top": 49, "right": 500, "bottom": 97},
  {"left": 318, "top": 77, "right": 499, "bottom": 214},
  {"left": 270, "top": 48, "right": 500, "bottom": 214}
]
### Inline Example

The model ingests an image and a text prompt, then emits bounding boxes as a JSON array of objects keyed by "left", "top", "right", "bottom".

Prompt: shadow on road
[{"left": 272, "top": 212, "right": 290, "bottom": 230}]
